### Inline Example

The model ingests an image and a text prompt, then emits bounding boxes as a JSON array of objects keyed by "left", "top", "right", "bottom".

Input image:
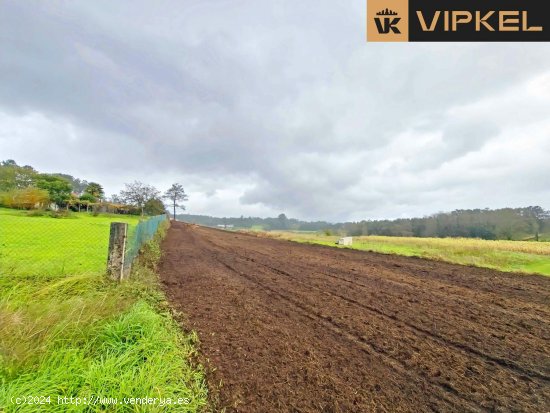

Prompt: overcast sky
[{"left": 1, "top": 1, "right": 550, "bottom": 221}]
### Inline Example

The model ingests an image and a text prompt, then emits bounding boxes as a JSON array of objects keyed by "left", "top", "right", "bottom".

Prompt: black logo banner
[{"left": 367, "top": 0, "right": 550, "bottom": 42}]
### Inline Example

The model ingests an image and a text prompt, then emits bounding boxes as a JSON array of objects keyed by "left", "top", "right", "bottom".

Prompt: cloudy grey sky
[{"left": 1, "top": 1, "right": 550, "bottom": 221}]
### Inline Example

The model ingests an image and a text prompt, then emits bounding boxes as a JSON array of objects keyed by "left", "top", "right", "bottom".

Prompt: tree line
[
  {"left": 0, "top": 160, "right": 187, "bottom": 218},
  {"left": 362, "top": 207, "right": 549, "bottom": 240},
  {"left": 179, "top": 206, "right": 550, "bottom": 241}
]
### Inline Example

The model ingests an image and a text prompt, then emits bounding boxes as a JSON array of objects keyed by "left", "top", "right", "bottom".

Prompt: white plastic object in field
[{"left": 336, "top": 237, "right": 353, "bottom": 246}]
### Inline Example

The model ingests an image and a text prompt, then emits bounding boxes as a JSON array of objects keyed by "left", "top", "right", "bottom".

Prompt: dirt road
[{"left": 158, "top": 223, "right": 550, "bottom": 412}]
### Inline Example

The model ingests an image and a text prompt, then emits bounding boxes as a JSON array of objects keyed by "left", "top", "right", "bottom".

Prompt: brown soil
[{"left": 158, "top": 222, "right": 550, "bottom": 413}]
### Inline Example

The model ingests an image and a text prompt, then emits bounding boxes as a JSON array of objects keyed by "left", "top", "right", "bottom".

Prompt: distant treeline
[
  {"left": 178, "top": 213, "right": 337, "bottom": 232},
  {"left": 362, "top": 207, "right": 549, "bottom": 241},
  {"left": 179, "top": 206, "right": 550, "bottom": 241}
]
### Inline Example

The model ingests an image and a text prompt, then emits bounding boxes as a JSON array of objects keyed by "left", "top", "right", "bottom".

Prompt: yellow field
[{"left": 265, "top": 232, "right": 550, "bottom": 276}]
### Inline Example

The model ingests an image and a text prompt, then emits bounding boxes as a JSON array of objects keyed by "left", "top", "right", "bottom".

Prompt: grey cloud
[
  {"left": 441, "top": 118, "right": 500, "bottom": 156},
  {"left": 1, "top": 0, "right": 550, "bottom": 221}
]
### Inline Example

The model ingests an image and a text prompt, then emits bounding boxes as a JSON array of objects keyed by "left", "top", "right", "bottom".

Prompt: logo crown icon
[{"left": 376, "top": 8, "right": 399, "bottom": 16}]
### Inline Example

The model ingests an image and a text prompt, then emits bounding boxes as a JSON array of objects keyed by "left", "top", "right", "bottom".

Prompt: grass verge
[
  {"left": 266, "top": 232, "right": 550, "bottom": 276},
  {"left": 0, "top": 220, "right": 208, "bottom": 412}
]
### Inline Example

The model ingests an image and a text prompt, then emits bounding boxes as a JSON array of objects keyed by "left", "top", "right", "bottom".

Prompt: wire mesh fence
[
  {"left": 124, "top": 214, "right": 168, "bottom": 271},
  {"left": 0, "top": 207, "right": 167, "bottom": 278}
]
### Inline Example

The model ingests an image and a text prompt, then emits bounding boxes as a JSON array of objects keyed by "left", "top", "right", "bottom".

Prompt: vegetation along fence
[
  {"left": 107, "top": 214, "right": 168, "bottom": 280},
  {"left": 0, "top": 207, "right": 167, "bottom": 280},
  {"left": 124, "top": 214, "right": 168, "bottom": 270}
]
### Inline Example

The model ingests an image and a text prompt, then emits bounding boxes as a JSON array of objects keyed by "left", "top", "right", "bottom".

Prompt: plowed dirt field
[{"left": 159, "top": 222, "right": 550, "bottom": 412}]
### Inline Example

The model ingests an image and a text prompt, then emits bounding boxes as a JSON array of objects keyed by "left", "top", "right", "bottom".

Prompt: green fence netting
[{"left": 123, "top": 214, "right": 168, "bottom": 270}]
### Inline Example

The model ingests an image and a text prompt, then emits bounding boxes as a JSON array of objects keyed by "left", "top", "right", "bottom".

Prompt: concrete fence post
[{"left": 107, "top": 222, "right": 128, "bottom": 281}]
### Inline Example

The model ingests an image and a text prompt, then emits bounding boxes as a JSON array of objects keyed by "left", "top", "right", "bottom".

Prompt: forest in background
[{"left": 179, "top": 206, "right": 550, "bottom": 241}]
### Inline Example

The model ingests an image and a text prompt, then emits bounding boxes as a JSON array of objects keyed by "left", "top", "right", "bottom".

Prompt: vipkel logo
[
  {"left": 367, "top": 0, "right": 550, "bottom": 42},
  {"left": 375, "top": 9, "right": 401, "bottom": 34}
]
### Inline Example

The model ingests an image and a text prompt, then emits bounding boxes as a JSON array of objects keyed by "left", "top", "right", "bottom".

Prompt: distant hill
[{"left": 178, "top": 206, "right": 550, "bottom": 241}]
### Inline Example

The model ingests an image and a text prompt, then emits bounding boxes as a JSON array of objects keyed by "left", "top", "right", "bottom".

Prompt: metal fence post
[{"left": 107, "top": 222, "right": 128, "bottom": 281}]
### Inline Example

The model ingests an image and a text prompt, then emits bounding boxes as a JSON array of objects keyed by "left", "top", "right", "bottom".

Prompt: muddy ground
[{"left": 158, "top": 222, "right": 550, "bottom": 412}]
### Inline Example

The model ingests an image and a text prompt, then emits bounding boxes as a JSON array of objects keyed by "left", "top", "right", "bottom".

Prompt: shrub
[
  {"left": 26, "top": 209, "right": 47, "bottom": 217},
  {"left": 0, "top": 187, "right": 49, "bottom": 209},
  {"left": 48, "top": 210, "right": 72, "bottom": 219}
]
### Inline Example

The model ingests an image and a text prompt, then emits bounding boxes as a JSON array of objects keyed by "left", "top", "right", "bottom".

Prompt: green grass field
[
  {"left": 268, "top": 231, "right": 550, "bottom": 276},
  {"left": 0, "top": 208, "right": 208, "bottom": 412},
  {"left": 0, "top": 208, "right": 142, "bottom": 277}
]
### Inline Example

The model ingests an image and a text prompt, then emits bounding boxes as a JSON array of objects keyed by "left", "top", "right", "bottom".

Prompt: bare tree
[
  {"left": 163, "top": 183, "right": 188, "bottom": 220},
  {"left": 120, "top": 181, "right": 160, "bottom": 216}
]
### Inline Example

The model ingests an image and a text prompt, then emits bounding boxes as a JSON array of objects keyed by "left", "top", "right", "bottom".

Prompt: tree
[
  {"left": 79, "top": 192, "right": 96, "bottom": 212},
  {"left": 277, "top": 213, "right": 288, "bottom": 230},
  {"left": 0, "top": 160, "right": 38, "bottom": 191},
  {"left": 119, "top": 181, "right": 160, "bottom": 216},
  {"left": 52, "top": 173, "right": 88, "bottom": 195},
  {"left": 163, "top": 183, "right": 188, "bottom": 220},
  {"left": 35, "top": 174, "right": 72, "bottom": 207},
  {"left": 109, "top": 194, "right": 123, "bottom": 204},
  {"left": 85, "top": 182, "right": 105, "bottom": 201},
  {"left": 524, "top": 206, "right": 549, "bottom": 241},
  {"left": 79, "top": 193, "right": 96, "bottom": 203},
  {"left": 144, "top": 198, "right": 167, "bottom": 215}
]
